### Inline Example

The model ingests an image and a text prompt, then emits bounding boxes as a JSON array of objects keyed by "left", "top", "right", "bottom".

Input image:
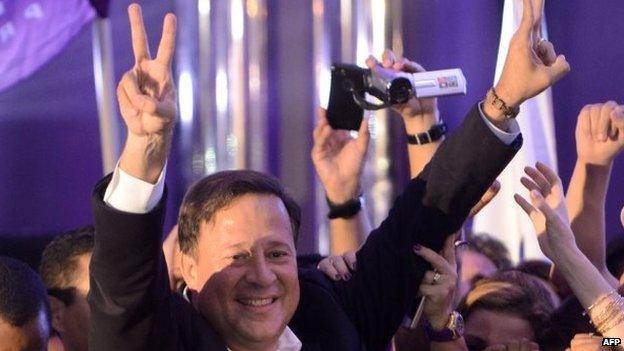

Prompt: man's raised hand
[
  {"left": 493, "top": 0, "right": 570, "bottom": 110},
  {"left": 117, "top": 4, "right": 177, "bottom": 183},
  {"left": 117, "top": 4, "right": 177, "bottom": 138}
]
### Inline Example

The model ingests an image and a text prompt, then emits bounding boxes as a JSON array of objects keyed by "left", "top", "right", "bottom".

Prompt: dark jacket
[{"left": 88, "top": 104, "right": 521, "bottom": 350}]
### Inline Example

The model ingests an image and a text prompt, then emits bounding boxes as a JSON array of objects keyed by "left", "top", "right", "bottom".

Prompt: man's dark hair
[
  {"left": 459, "top": 270, "right": 555, "bottom": 344},
  {"left": 516, "top": 259, "right": 552, "bottom": 282},
  {"left": 39, "top": 226, "right": 94, "bottom": 304},
  {"left": 467, "top": 233, "right": 513, "bottom": 270},
  {"left": 178, "top": 170, "right": 301, "bottom": 255},
  {"left": 0, "top": 256, "right": 51, "bottom": 329}
]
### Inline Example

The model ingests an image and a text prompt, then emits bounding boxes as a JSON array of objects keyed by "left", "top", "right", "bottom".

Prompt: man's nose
[{"left": 245, "top": 255, "right": 277, "bottom": 287}]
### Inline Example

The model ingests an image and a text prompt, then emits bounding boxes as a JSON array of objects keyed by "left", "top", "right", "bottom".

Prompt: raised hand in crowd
[
  {"left": 565, "top": 102, "right": 624, "bottom": 290},
  {"left": 575, "top": 102, "right": 624, "bottom": 166},
  {"left": 366, "top": 50, "right": 442, "bottom": 178},
  {"left": 117, "top": 3, "right": 177, "bottom": 183},
  {"left": 515, "top": 162, "right": 572, "bottom": 260},
  {"left": 312, "top": 108, "right": 371, "bottom": 253},
  {"left": 484, "top": 0, "right": 570, "bottom": 128},
  {"left": 414, "top": 235, "right": 461, "bottom": 334},
  {"left": 483, "top": 339, "right": 540, "bottom": 351},
  {"left": 515, "top": 163, "right": 624, "bottom": 338}
]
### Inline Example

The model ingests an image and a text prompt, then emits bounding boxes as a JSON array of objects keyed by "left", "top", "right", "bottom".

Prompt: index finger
[
  {"left": 441, "top": 234, "right": 457, "bottom": 270},
  {"left": 518, "top": 0, "right": 534, "bottom": 41},
  {"left": 128, "top": 4, "right": 151, "bottom": 62},
  {"left": 413, "top": 244, "right": 454, "bottom": 275},
  {"left": 156, "top": 13, "right": 177, "bottom": 66},
  {"left": 532, "top": 0, "right": 544, "bottom": 33}
]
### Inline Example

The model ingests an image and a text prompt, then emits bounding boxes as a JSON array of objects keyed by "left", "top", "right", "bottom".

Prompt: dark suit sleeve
[
  {"left": 88, "top": 175, "right": 174, "bottom": 351},
  {"left": 332, "top": 104, "right": 522, "bottom": 350}
]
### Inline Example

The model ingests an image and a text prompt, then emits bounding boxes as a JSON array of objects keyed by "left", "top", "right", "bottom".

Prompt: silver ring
[
  {"left": 432, "top": 271, "right": 441, "bottom": 284},
  {"left": 537, "top": 37, "right": 546, "bottom": 46}
]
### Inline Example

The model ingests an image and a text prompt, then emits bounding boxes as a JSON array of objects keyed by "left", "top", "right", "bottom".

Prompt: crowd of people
[{"left": 1, "top": 0, "right": 624, "bottom": 350}]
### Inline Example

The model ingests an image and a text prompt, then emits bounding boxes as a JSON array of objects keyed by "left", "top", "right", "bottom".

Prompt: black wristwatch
[
  {"left": 326, "top": 196, "right": 362, "bottom": 219},
  {"left": 406, "top": 121, "right": 447, "bottom": 145},
  {"left": 425, "top": 311, "right": 465, "bottom": 342}
]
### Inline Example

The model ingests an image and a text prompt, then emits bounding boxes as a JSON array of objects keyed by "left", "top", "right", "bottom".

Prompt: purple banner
[{"left": 0, "top": 0, "right": 95, "bottom": 92}]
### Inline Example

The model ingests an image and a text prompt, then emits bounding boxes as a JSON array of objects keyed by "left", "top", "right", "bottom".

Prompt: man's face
[
  {"left": 183, "top": 194, "right": 300, "bottom": 349},
  {"left": 0, "top": 311, "right": 49, "bottom": 351},
  {"left": 56, "top": 254, "right": 91, "bottom": 351},
  {"left": 464, "top": 309, "right": 534, "bottom": 350}
]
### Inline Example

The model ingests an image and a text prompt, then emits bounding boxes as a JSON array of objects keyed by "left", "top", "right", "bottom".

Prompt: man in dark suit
[{"left": 88, "top": 2, "right": 570, "bottom": 350}]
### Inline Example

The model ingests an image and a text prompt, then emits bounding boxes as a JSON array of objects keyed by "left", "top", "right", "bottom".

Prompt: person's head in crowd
[
  {"left": 459, "top": 270, "right": 555, "bottom": 350},
  {"left": 0, "top": 256, "right": 51, "bottom": 351},
  {"left": 457, "top": 233, "right": 512, "bottom": 302},
  {"left": 607, "top": 236, "right": 624, "bottom": 285},
  {"left": 516, "top": 259, "right": 561, "bottom": 307},
  {"left": 39, "top": 226, "right": 94, "bottom": 351},
  {"left": 178, "top": 170, "right": 301, "bottom": 350}
]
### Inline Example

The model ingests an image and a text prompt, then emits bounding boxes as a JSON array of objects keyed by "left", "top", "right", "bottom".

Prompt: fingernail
[
  {"left": 413, "top": 244, "right": 422, "bottom": 251},
  {"left": 334, "top": 274, "right": 341, "bottom": 280},
  {"left": 344, "top": 273, "right": 352, "bottom": 280}
]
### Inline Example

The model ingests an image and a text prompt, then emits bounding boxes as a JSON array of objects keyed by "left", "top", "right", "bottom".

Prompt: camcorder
[{"left": 327, "top": 64, "right": 467, "bottom": 130}]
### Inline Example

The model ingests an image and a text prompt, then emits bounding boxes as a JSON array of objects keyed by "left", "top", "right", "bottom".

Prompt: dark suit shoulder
[{"left": 290, "top": 268, "right": 363, "bottom": 350}]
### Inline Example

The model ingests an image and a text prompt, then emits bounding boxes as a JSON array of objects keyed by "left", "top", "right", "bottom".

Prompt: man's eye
[
  {"left": 268, "top": 251, "right": 288, "bottom": 259},
  {"left": 231, "top": 253, "right": 249, "bottom": 260}
]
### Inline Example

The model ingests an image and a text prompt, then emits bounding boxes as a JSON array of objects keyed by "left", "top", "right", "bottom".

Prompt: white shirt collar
[{"left": 182, "top": 287, "right": 302, "bottom": 351}]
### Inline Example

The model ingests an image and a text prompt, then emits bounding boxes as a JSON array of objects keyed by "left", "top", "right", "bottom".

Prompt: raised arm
[
  {"left": 565, "top": 102, "right": 624, "bottom": 287},
  {"left": 515, "top": 163, "right": 624, "bottom": 338},
  {"left": 365, "top": 50, "right": 443, "bottom": 178},
  {"left": 89, "top": 4, "right": 177, "bottom": 350},
  {"left": 117, "top": 5, "right": 177, "bottom": 183},
  {"left": 312, "top": 109, "right": 371, "bottom": 254}
]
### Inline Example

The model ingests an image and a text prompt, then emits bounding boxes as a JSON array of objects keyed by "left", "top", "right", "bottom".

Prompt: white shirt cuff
[
  {"left": 103, "top": 163, "right": 166, "bottom": 214},
  {"left": 478, "top": 101, "right": 520, "bottom": 145}
]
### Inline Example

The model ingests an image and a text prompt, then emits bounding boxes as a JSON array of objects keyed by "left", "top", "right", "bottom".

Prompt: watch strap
[
  {"left": 406, "top": 121, "right": 448, "bottom": 145},
  {"left": 326, "top": 196, "right": 362, "bottom": 219}
]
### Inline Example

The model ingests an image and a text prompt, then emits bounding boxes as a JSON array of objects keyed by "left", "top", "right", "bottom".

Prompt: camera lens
[{"left": 388, "top": 77, "right": 413, "bottom": 104}]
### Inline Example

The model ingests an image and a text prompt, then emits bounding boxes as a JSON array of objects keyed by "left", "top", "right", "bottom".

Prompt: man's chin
[{"left": 233, "top": 319, "right": 285, "bottom": 344}]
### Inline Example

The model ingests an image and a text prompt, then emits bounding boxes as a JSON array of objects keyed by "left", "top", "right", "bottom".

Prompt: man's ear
[
  {"left": 48, "top": 295, "right": 66, "bottom": 334},
  {"left": 180, "top": 252, "right": 198, "bottom": 290}
]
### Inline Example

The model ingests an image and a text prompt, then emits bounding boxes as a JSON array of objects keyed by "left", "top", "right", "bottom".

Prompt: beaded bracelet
[{"left": 584, "top": 289, "right": 618, "bottom": 316}]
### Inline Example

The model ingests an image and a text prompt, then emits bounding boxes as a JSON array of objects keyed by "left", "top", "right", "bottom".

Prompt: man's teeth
[{"left": 239, "top": 298, "right": 275, "bottom": 307}]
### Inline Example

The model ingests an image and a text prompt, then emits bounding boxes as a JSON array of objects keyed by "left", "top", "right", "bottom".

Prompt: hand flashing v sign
[
  {"left": 116, "top": 4, "right": 177, "bottom": 184},
  {"left": 116, "top": 4, "right": 177, "bottom": 139}
]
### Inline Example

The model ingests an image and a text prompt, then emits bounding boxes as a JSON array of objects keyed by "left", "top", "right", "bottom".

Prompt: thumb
[{"left": 546, "top": 55, "right": 571, "bottom": 83}]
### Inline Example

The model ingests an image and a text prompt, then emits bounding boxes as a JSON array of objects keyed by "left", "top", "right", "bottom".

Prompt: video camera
[{"left": 326, "top": 64, "right": 467, "bottom": 130}]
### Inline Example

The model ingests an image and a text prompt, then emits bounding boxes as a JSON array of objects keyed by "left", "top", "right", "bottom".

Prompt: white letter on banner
[
  {"left": 24, "top": 2, "right": 44, "bottom": 19},
  {"left": 0, "top": 21, "right": 15, "bottom": 43}
]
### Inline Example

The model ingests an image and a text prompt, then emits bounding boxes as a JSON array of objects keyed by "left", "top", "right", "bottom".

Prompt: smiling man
[
  {"left": 88, "top": 2, "right": 569, "bottom": 350},
  {"left": 177, "top": 171, "right": 302, "bottom": 350}
]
